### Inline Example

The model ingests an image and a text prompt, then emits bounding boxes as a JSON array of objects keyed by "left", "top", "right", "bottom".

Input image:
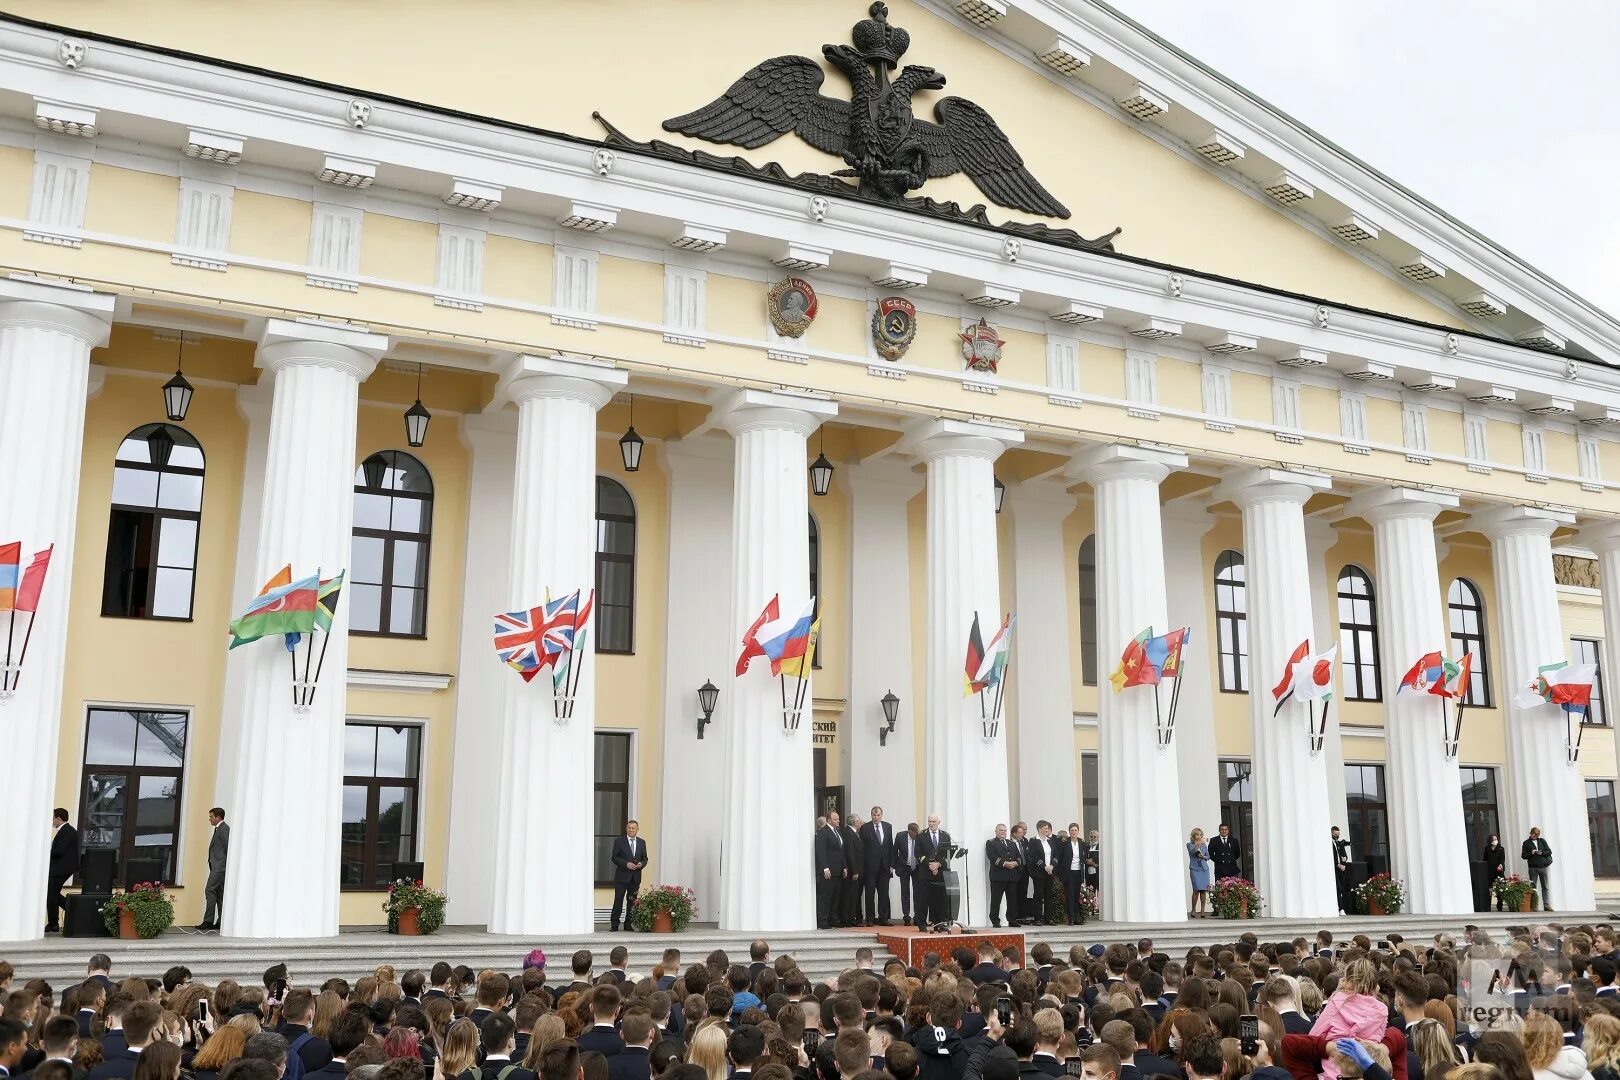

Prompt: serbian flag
[
  {"left": 1145, "top": 627, "right": 1190, "bottom": 681},
  {"left": 776, "top": 618, "right": 821, "bottom": 680},
  {"left": 1270, "top": 639, "right": 1311, "bottom": 710},
  {"left": 16, "top": 545, "right": 53, "bottom": 613},
  {"left": 0, "top": 541, "right": 19, "bottom": 611},
  {"left": 1397, "top": 651, "right": 1447, "bottom": 695},
  {"left": 1110, "top": 628, "right": 1155, "bottom": 694},
  {"left": 761, "top": 598, "right": 817, "bottom": 674},
  {"left": 974, "top": 614, "right": 1016, "bottom": 692},
  {"left": 736, "top": 595, "right": 780, "bottom": 676},
  {"left": 964, "top": 613, "right": 988, "bottom": 696}
]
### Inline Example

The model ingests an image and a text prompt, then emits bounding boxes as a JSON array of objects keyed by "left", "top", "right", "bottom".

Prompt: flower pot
[
  {"left": 1368, "top": 898, "right": 1386, "bottom": 916},
  {"left": 652, "top": 911, "right": 674, "bottom": 934},
  {"left": 1239, "top": 898, "right": 1249, "bottom": 919},
  {"left": 119, "top": 909, "right": 138, "bottom": 939},
  {"left": 397, "top": 907, "right": 421, "bottom": 936},
  {"left": 1519, "top": 894, "right": 1533, "bottom": 913}
]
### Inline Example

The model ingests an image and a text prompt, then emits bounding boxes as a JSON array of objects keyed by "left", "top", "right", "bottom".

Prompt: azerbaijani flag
[
  {"left": 0, "top": 541, "right": 19, "bottom": 611},
  {"left": 761, "top": 597, "right": 817, "bottom": 674},
  {"left": 228, "top": 570, "right": 319, "bottom": 649},
  {"left": 974, "top": 614, "right": 1017, "bottom": 692},
  {"left": 1110, "top": 627, "right": 1154, "bottom": 694},
  {"left": 776, "top": 618, "right": 821, "bottom": 680}
]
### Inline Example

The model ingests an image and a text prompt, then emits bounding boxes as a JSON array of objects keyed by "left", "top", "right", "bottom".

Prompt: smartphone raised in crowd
[
  {"left": 196, "top": 1001, "right": 209, "bottom": 1024},
  {"left": 1064, "top": 1060, "right": 1084, "bottom": 1077},
  {"left": 1239, "top": 1014, "right": 1260, "bottom": 1057},
  {"left": 995, "top": 996, "right": 1013, "bottom": 1027}
]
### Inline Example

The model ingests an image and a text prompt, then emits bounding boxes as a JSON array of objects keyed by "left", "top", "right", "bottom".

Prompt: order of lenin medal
[
  {"left": 768, "top": 277, "right": 818, "bottom": 338},
  {"left": 872, "top": 296, "right": 917, "bottom": 361}
]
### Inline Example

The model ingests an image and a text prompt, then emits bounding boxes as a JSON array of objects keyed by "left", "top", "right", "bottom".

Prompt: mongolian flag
[
  {"left": 1397, "top": 651, "right": 1447, "bottom": 695},
  {"left": 0, "top": 541, "right": 19, "bottom": 611},
  {"left": 1144, "top": 627, "right": 1190, "bottom": 681},
  {"left": 736, "top": 594, "right": 780, "bottom": 676},
  {"left": 227, "top": 570, "right": 318, "bottom": 649},
  {"left": 964, "top": 613, "right": 988, "bottom": 697},
  {"left": 16, "top": 545, "right": 53, "bottom": 613},
  {"left": 1270, "top": 639, "right": 1311, "bottom": 713},
  {"left": 1110, "top": 628, "right": 1154, "bottom": 694}
]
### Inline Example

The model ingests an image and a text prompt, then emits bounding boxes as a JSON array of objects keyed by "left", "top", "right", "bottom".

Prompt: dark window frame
[
  {"left": 594, "top": 731, "right": 633, "bottom": 887},
  {"left": 1572, "top": 637, "right": 1607, "bottom": 727},
  {"left": 1080, "top": 751, "right": 1099, "bottom": 837},
  {"left": 1078, "top": 534, "right": 1098, "bottom": 687},
  {"left": 78, "top": 708, "right": 190, "bottom": 887},
  {"left": 1217, "top": 758, "right": 1257, "bottom": 881},
  {"left": 1214, "top": 550, "right": 1249, "bottom": 693},
  {"left": 808, "top": 512, "right": 822, "bottom": 670},
  {"left": 351, "top": 451, "right": 433, "bottom": 640},
  {"left": 1448, "top": 578, "right": 1493, "bottom": 708},
  {"left": 101, "top": 424, "right": 205, "bottom": 622},
  {"left": 1345, "top": 762, "right": 1390, "bottom": 870},
  {"left": 1588, "top": 779, "right": 1620, "bottom": 878},
  {"left": 595, "top": 477, "right": 637, "bottom": 655},
  {"left": 341, "top": 720, "right": 423, "bottom": 891},
  {"left": 1459, "top": 765, "right": 1500, "bottom": 859},
  {"left": 1336, "top": 565, "right": 1383, "bottom": 702}
]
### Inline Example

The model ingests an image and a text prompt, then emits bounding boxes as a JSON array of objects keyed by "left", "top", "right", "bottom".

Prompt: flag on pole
[
  {"left": 1288, "top": 644, "right": 1338, "bottom": 703},
  {"left": 776, "top": 618, "right": 821, "bottom": 680},
  {"left": 1144, "top": 627, "right": 1191, "bottom": 680},
  {"left": 1270, "top": 639, "right": 1311, "bottom": 710},
  {"left": 1514, "top": 662, "right": 1598, "bottom": 715},
  {"left": 228, "top": 570, "right": 317, "bottom": 649},
  {"left": 536, "top": 589, "right": 593, "bottom": 668},
  {"left": 1397, "top": 651, "right": 1447, "bottom": 694},
  {"left": 313, "top": 571, "right": 346, "bottom": 632},
  {"left": 737, "top": 595, "right": 781, "bottom": 676},
  {"left": 1445, "top": 654, "right": 1474, "bottom": 701},
  {"left": 493, "top": 606, "right": 547, "bottom": 682},
  {"left": 1110, "top": 628, "right": 1155, "bottom": 694},
  {"left": 974, "top": 614, "right": 1017, "bottom": 692},
  {"left": 0, "top": 541, "right": 19, "bottom": 611},
  {"left": 964, "top": 613, "right": 988, "bottom": 696},
  {"left": 15, "top": 545, "right": 53, "bottom": 612},
  {"left": 761, "top": 598, "right": 817, "bottom": 674}
]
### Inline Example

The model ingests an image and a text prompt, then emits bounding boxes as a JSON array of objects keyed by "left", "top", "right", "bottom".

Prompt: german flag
[{"left": 963, "top": 612, "right": 987, "bottom": 697}]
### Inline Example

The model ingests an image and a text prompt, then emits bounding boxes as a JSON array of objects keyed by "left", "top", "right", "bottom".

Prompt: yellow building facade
[{"left": 0, "top": 1, "right": 1618, "bottom": 936}]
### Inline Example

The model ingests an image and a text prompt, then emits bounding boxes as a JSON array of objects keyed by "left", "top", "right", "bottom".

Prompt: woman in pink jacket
[{"left": 1310, "top": 959, "right": 1391, "bottom": 1080}]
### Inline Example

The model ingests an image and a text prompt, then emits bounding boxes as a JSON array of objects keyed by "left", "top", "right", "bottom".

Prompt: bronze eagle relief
[{"left": 662, "top": 2, "right": 1070, "bottom": 219}]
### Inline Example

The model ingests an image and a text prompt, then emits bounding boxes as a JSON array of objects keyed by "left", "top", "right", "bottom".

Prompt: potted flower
[
  {"left": 1492, "top": 874, "right": 1538, "bottom": 913},
  {"left": 628, "top": 885, "right": 697, "bottom": 933},
  {"left": 1072, "top": 883, "right": 1100, "bottom": 921},
  {"left": 100, "top": 882, "right": 175, "bottom": 939},
  {"left": 1355, "top": 873, "right": 1406, "bottom": 915},
  {"left": 1209, "top": 877, "right": 1262, "bottom": 919},
  {"left": 383, "top": 879, "right": 447, "bottom": 936}
]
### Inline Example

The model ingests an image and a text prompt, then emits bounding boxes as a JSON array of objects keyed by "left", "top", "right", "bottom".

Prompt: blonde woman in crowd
[{"left": 1583, "top": 1013, "right": 1620, "bottom": 1080}]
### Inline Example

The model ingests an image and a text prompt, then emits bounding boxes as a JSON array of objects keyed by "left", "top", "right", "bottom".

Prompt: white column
[
  {"left": 1580, "top": 522, "right": 1620, "bottom": 863},
  {"left": 1071, "top": 444, "right": 1188, "bottom": 922},
  {"left": 0, "top": 278, "right": 113, "bottom": 943},
  {"left": 1214, "top": 467, "right": 1338, "bottom": 917},
  {"left": 1304, "top": 520, "right": 1350, "bottom": 837},
  {"left": 1350, "top": 488, "right": 1474, "bottom": 913},
  {"left": 847, "top": 461, "right": 923, "bottom": 833},
  {"left": 656, "top": 436, "right": 735, "bottom": 917},
  {"left": 443, "top": 412, "right": 516, "bottom": 926},
  {"left": 903, "top": 418, "right": 1022, "bottom": 927},
  {"left": 488, "top": 355, "right": 626, "bottom": 934},
  {"left": 1478, "top": 505, "right": 1596, "bottom": 910},
  {"left": 1162, "top": 504, "right": 1221, "bottom": 844},
  {"left": 1007, "top": 481, "right": 1078, "bottom": 821},
  {"left": 714, "top": 389, "right": 835, "bottom": 931},
  {"left": 222, "top": 319, "right": 386, "bottom": 938}
]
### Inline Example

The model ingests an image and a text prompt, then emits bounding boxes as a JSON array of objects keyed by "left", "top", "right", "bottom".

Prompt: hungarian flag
[
  {"left": 15, "top": 544, "right": 53, "bottom": 612},
  {"left": 974, "top": 614, "right": 1016, "bottom": 692},
  {"left": 1270, "top": 639, "right": 1311, "bottom": 709},
  {"left": 1397, "top": 651, "right": 1447, "bottom": 695},
  {"left": 228, "top": 570, "right": 318, "bottom": 649},
  {"left": 1110, "top": 628, "right": 1156, "bottom": 694},
  {"left": 736, "top": 595, "right": 780, "bottom": 676},
  {"left": 0, "top": 541, "right": 19, "bottom": 611},
  {"left": 964, "top": 613, "right": 988, "bottom": 697}
]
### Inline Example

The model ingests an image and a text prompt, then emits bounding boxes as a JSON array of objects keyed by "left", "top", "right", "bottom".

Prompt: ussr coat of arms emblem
[
  {"left": 768, "top": 277, "right": 819, "bottom": 338},
  {"left": 872, "top": 296, "right": 917, "bottom": 361},
  {"left": 960, "top": 318, "right": 1004, "bottom": 374}
]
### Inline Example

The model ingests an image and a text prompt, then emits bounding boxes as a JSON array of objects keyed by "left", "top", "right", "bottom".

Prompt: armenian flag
[
  {"left": 228, "top": 570, "right": 318, "bottom": 649},
  {"left": 0, "top": 541, "right": 19, "bottom": 611}
]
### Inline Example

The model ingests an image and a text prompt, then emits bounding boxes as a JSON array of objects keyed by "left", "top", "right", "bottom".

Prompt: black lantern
[
  {"left": 362, "top": 453, "right": 389, "bottom": 492},
  {"left": 162, "top": 335, "right": 194, "bottom": 422},
  {"left": 809, "top": 429, "right": 834, "bottom": 497},
  {"left": 696, "top": 679, "right": 719, "bottom": 740},
  {"left": 879, "top": 690, "right": 900, "bottom": 747},
  {"left": 404, "top": 364, "right": 431, "bottom": 448},
  {"left": 619, "top": 394, "right": 644, "bottom": 472},
  {"left": 994, "top": 476, "right": 1006, "bottom": 514},
  {"left": 146, "top": 424, "right": 175, "bottom": 468}
]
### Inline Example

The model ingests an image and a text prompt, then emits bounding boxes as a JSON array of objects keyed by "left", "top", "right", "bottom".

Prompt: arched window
[
  {"left": 1214, "top": 550, "right": 1248, "bottom": 692},
  {"left": 1078, "top": 535, "right": 1098, "bottom": 687},
  {"left": 595, "top": 478, "right": 636, "bottom": 654},
  {"left": 352, "top": 451, "right": 433, "bottom": 637},
  {"left": 1448, "top": 578, "right": 1492, "bottom": 707},
  {"left": 1337, "top": 566, "right": 1382, "bottom": 701},
  {"left": 102, "top": 424, "right": 205, "bottom": 620},
  {"left": 808, "top": 513, "right": 822, "bottom": 669}
]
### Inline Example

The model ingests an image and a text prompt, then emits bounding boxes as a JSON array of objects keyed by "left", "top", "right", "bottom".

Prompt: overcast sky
[{"left": 1109, "top": 0, "right": 1620, "bottom": 319}]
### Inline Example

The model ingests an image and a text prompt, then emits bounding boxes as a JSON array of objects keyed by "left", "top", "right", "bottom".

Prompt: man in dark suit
[
  {"left": 986, "top": 824, "right": 1023, "bottom": 928},
  {"left": 814, "top": 812, "right": 848, "bottom": 930},
  {"left": 1523, "top": 827, "right": 1554, "bottom": 911},
  {"left": 915, "top": 814, "right": 952, "bottom": 930},
  {"left": 0, "top": 1018, "right": 27, "bottom": 1080},
  {"left": 1208, "top": 824, "right": 1242, "bottom": 881},
  {"left": 278, "top": 990, "right": 334, "bottom": 1074},
  {"left": 894, "top": 824, "right": 919, "bottom": 926},
  {"left": 1085, "top": 830, "right": 1101, "bottom": 892},
  {"left": 841, "top": 813, "right": 867, "bottom": 926},
  {"left": 88, "top": 1002, "right": 159, "bottom": 1080},
  {"left": 479, "top": 1015, "right": 534, "bottom": 1080},
  {"left": 1057, "top": 823, "right": 1088, "bottom": 924},
  {"left": 610, "top": 820, "right": 648, "bottom": 932},
  {"left": 47, "top": 809, "right": 79, "bottom": 935},
  {"left": 1331, "top": 826, "right": 1353, "bottom": 914},
  {"left": 609, "top": 1013, "right": 656, "bottom": 1080},
  {"left": 578, "top": 986, "right": 625, "bottom": 1057},
  {"left": 859, "top": 807, "right": 895, "bottom": 926},
  {"left": 1025, "top": 821, "right": 1059, "bottom": 926},
  {"left": 200, "top": 807, "right": 229, "bottom": 932},
  {"left": 1010, "top": 823, "right": 1032, "bottom": 923},
  {"left": 306, "top": 1011, "right": 369, "bottom": 1080}
]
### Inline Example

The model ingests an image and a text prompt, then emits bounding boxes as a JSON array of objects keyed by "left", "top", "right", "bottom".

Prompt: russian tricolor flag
[{"left": 760, "top": 597, "right": 817, "bottom": 674}]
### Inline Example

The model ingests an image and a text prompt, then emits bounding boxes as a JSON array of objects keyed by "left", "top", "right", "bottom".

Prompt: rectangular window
[
  {"left": 664, "top": 265, "right": 707, "bottom": 346},
  {"left": 1217, "top": 759, "right": 1256, "bottom": 880},
  {"left": 1459, "top": 766, "right": 1500, "bottom": 859},
  {"left": 1340, "top": 392, "right": 1368, "bottom": 447},
  {"left": 1573, "top": 637, "right": 1606, "bottom": 726},
  {"left": 1080, "top": 751, "right": 1099, "bottom": 837},
  {"left": 1522, "top": 424, "right": 1548, "bottom": 476},
  {"left": 554, "top": 246, "right": 599, "bottom": 328},
  {"left": 1588, "top": 780, "right": 1620, "bottom": 878},
  {"left": 80, "top": 708, "right": 189, "bottom": 887},
  {"left": 1345, "top": 764, "right": 1390, "bottom": 872},
  {"left": 1047, "top": 335, "right": 1080, "bottom": 393},
  {"left": 594, "top": 732, "right": 633, "bottom": 886},
  {"left": 1464, "top": 413, "right": 1490, "bottom": 468},
  {"left": 341, "top": 721, "right": 422, "bottom": 889}
]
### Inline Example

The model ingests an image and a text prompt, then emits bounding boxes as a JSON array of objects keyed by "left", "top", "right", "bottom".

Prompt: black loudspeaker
[
  {"left": 124, "top": 859, "right": 165, "bottom": 889},
  {"left": 79, "top": 849, "right": 116, "bottom": 896},
  {"left": 392, "top": 861, "right": 425, "bottom": 883},
  {"left": 64, "top": 895, "right": 109, "bottom": 937}
]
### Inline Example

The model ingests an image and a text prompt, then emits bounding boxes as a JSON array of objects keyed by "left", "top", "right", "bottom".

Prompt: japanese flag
[{"left": 1290, "top": 645, "right": 1338, "bottom": 703}]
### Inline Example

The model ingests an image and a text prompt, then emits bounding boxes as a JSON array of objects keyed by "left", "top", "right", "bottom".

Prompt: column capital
[
  {"left": 1066, "top": 442, "right": 1186, "bottom": 486},
  {"left": 0, "top": 275, "right": 114, "bottom": 347},
  {"left": 1213, "top": 466, "right": 1331, "bottom": 510},
  {"left": 1472, "top": 503, "right": 1574, "bottom": 541},
  {"left": 503, "top": 353, "right": 627, "bottom": 411},
  {"left": 259, "top": 318, "right": 387, "bottom": 382},
  {"left": 896, "top": 417, "right": 1022, "bottom": 463},
  {"left": 712, "top": 388, "right": 836, "bottom": 439},
  {"left": 1577, "top": 520, "right": 1620, "bottom": 554},
  {"left": 1344, "top": 486, "right": 1459, "bottom": 526}
]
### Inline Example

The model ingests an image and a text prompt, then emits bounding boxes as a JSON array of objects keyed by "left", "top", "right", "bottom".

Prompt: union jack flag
[
  {"left": 537, "top": 589, "right": 594, "bottom": 666},
  {"left": 492, "top": 590, "right": 596, "bottom": 684}
]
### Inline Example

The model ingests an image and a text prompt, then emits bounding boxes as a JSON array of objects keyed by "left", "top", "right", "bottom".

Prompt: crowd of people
[{"left": 3, "top": 922, "right": 1619, "bottom": 1080}]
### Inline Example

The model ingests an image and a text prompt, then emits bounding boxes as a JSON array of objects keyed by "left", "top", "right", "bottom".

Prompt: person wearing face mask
[{"left": 1482, "top": 834, "right": 1507, "bottom": 911}]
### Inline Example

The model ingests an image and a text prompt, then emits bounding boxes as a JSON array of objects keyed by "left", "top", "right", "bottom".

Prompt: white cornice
[{"left": 346, "top": 668, "right": 453, "bottom": 694}]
